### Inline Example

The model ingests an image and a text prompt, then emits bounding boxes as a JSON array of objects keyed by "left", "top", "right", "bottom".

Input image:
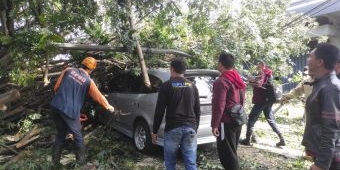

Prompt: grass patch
[{"left": 0, "top": 98, "right": 312, "bottom": 169}]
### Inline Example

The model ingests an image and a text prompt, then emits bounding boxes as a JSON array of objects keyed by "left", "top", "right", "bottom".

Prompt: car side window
[
  {"left": 135, "top": 74, "right": 162, "bottom": 93},
  {"left": 149, "top": 75, "right": 162, "bottom": 92},
  {"left": 108, "top": 73, "right": 139, "bottom": 93},
  {"left": 187, "top": 76, "right": 216, "bottom": 97}
]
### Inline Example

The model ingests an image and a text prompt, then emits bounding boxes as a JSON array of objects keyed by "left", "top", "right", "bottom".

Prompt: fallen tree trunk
[
  {"left": 1, "top": 106, "right": 25, "bottom": 119},
  {"left": 0, "top": 83, "right": 18, "bottom": 91},
  {"left": 0, "top": 144, "right": 16, "bottom": 155},
  {"left": 36, "top": 71, "right": 62, "bottom": 78},
  {"left": 0, "top": 143, "right": 18, "bottom": 155},
  {"left": 0, "top": 89, "right": 20, "bottom": 105},
  {"left": 48, "top": 42, "right": 191, "bottom": 58},
  {"left": 43, "top": 54, "right": 50, "bottom": 86},
  {"left": 3, "top": 151, "right": 29, "bottom": 168}
]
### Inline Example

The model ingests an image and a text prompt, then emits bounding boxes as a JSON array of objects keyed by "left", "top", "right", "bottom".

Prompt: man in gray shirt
[{"left": 304, "top": 43, "right": 340, "bottom": 170}]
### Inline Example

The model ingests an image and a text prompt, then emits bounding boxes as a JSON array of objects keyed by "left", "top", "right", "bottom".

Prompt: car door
[
  {"left": 105, "top": 73, "right": 142, "bottom": 137},
  {"left": 105, "top": 72, "right": 164, "bottom": 139},
  {"left": 185, "top": 70, "right": 219, "bottom": 144}
]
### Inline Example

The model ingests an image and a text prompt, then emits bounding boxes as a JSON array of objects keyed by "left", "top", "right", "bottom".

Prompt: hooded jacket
[
  {"left": 211, "top": 69, "right": 246, "bottom": 128},
  {"left": 251, "top": 67, "right": 272, "bottom": 104}
]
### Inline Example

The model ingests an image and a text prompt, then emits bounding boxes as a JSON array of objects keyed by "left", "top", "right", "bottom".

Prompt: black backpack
[
  {"left": 224, "top": 80, "right": 248, "bottom": 126},
  {"left": 263, "top": 76, "right": 282, "bottom": 103}
]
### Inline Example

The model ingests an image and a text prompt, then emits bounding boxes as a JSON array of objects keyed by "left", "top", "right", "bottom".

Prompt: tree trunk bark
[
  {"left": 15, "top": 135, "right": 40, "bottom": 149},
  {"left": 5, "top": 0, "right": 14, "bottom": 35},
  {"left": 0, "top": 89, "right": 20, "bottom": 105},
  {"left": 1, "top": 106, "right": 25, "bottom": 119},
  {"left": 48, "top": 42, "right": 191, "bottom": 57},
  {"left": 0, "top": 0, "right": 7, "bottom": 35},
  {"left": 0, "top": 143, "right": 18, "bottom": 155},
  {"left": 0, "top": 53, "right": 12, "bottom": 69},
  {"left": 0, "top": 104, "right": 6, "bottom": 111},
  {"left": 15, "top": 126, "right": 45, "bottom": 149},
  {"left": 127, "top": 0, "right": 151, "bottom": 89},
  {"left": 3, "top": 150, "right": 29, "bottom": 168},
  {"left": 0, "top": 11, "right": 7, "bottom": 35},
  {"left": 43, "top": 54, "right": 50, "bottom": 86}
]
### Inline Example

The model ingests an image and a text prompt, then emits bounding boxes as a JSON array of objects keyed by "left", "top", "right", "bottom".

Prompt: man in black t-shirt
[{"left": 152, "top": 58, "right": 201, "bottom": 170}]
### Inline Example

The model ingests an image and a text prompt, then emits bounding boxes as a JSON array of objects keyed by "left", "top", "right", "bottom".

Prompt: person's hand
[
  {"left": 212, "top": 128, "right": 219, "bottom": 137},
  {"left": 107, "top": 105, "right": 115, "bottom": 113},
  {"left": 310, "top": 164, "right": 323, "bottom": 170},
  {"left": 151, "top": 133, "right": 158, "bottom": 144},
  {"left": 280, "top": 96, "right": 290, "bottom": 104}
]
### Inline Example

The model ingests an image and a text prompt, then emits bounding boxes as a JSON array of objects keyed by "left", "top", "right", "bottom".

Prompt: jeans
[
  {"left": 246, "top": 103, "right": 282, "bottom": 138},
  {"left": 164, "top": 126, "right": 197, "bottom": 170},
  {"left": 217, "top": 123, "right": 242, "bottom": 170},
  {"left": 51, "top": 107, "right": 84, "bottom": 148}
]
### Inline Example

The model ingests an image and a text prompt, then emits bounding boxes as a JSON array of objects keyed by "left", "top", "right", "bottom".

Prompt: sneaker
[
  {"left": 239, "top": 139, "right": 252, "bottom": 146},
  {"left": 276, "top": 140, "right": 286, "bottom": 147}
]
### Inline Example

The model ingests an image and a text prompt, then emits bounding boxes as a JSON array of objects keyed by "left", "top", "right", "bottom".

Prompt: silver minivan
[{"left": 99, "top": 68, "right": 219, "bottom": 153}]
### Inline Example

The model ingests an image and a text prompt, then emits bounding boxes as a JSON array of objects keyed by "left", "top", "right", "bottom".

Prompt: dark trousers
[
  {"left": 216, "top": 123, "right": 242, "bottom": 170},
  {"left": 306, "top": 149, "right": 340, "bottom": 170},
  {"left": 51, "top": 107, "right": 84, "bottom": 148},
  {"left": 246, "top": 103, "right": 282, "bottom": 138}
]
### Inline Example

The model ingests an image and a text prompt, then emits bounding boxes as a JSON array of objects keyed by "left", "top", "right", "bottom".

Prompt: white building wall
[{"left": 288, "top": 0, "right": 340, "bottom": 49}]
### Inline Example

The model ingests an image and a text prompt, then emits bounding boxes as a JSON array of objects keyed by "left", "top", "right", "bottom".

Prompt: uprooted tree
[{"left": 0, "top": 0, "right": 324, "bottom": 168}]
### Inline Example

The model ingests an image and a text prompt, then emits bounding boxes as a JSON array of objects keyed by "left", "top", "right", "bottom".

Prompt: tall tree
[
  {"left": 126, "top": 0, "right": 151, "bottom": 88},
  {"left": 0, "top": 0, "right": 321, "bottom": 86},
  {"left": 138, "top": 0, "right": 320, "bottom": 76},
  {"left": 0, "top": 0, "right": 99, "bottom": 85}
]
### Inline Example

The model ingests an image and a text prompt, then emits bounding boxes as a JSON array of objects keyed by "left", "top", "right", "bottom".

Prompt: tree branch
[{"left": 48, "top": 42, "right": 191, "bottom": 58}]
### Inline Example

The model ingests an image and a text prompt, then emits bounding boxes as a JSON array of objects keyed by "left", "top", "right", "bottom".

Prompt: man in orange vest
[{"left": 50, "top": 56, "right": 115, "bottom": 166}]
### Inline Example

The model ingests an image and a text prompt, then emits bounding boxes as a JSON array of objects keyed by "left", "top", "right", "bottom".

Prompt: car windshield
[
  {"left": 186, "top": 76, "right": 215, "bottom": 98},
  {"left": 108, "top": 71, "right": 217, "bottom": 95}
]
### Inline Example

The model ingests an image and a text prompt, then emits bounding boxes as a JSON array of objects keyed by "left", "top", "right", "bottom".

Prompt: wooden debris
[
  {"left": 0, "top": 143, "right": 18, "bottom": 155},
  {"left": 15, "top": 127, "right": 46, "bottom": 149},
  {"left": 0, "top": 89, "right": 20, "bottom": 105},
  {"left": 1, "top": 106, "right": 26, "bottom": 119},
  {"left": 15, "top": 135, "right": 40, "bottom": 149},
  {"left": 3, "top": 150, "right": 30, "bottom": 168},
  {"left": 0, "top": 103, "right": 6, "bottom": 111}
]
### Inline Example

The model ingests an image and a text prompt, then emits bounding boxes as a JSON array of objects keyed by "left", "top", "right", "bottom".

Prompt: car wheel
[{"left": 133, "top": 120, "right": 154, "bottom": 153}]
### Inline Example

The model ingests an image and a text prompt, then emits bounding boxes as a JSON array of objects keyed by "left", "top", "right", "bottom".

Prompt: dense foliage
[{"left": 0, "top": 0, "right": 320, "bottom": 84}]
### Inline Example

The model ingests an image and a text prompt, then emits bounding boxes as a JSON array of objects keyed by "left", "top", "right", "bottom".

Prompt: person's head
[
  {"left": 81, "top": 56, "right": 97, "bottom": 73},
  {"left": 308, "top": 43, "right": 340, "bottom": 77},
  {"left": 217, "top": 52, "right": 235, "bottom": 73},
  {"left": 335, "top": 60, "right": 340, "bottom": 75},
  {"left": 170, "top": 58, "right": 186, "bottom": 76},
  {"left": 256, "top": 60, "right": 265, "bottom": 71}
]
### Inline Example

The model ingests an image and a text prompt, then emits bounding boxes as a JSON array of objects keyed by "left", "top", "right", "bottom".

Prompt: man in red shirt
[
  {"left": 240, "top": 61, "right": 285, "bottom": 146},
  {"left": 211, "top": 52, "right": 246, "bottom": 170}
]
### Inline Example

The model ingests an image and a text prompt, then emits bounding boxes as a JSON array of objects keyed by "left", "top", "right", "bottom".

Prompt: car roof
[
  {"left": 148, "top": 68, "right": 170, "bottom": 82},
  {"left": 148, "top": 68, "right": 220, "bottom": 82}
]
